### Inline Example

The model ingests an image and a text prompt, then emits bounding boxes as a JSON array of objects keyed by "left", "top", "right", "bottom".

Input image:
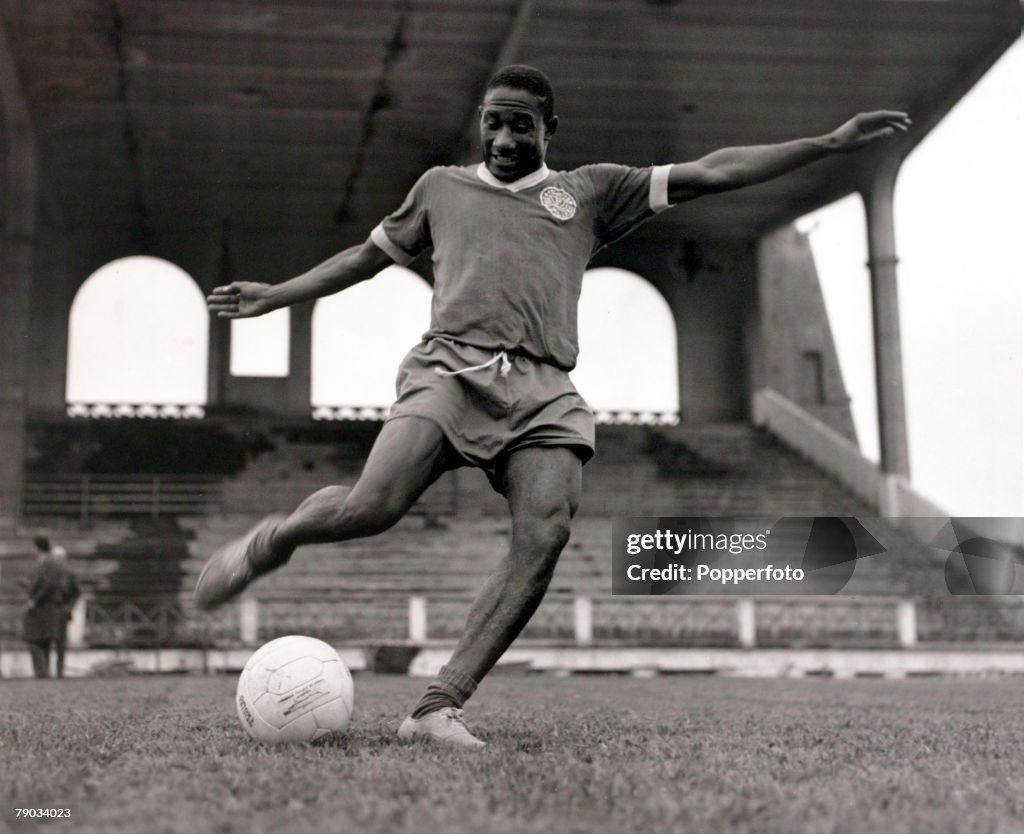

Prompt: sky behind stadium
[{"left": 799, "top": 37, "right": 1023, "bottom": 517}]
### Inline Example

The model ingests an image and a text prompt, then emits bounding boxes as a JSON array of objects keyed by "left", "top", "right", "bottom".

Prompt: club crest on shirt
[{"left": 539, "top": 186, "right": 577, "bottom": 221}]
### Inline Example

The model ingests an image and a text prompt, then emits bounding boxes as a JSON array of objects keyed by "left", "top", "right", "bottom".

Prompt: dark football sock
[{"left": 409, "top": 664, "right": 478, "bottom": 719}]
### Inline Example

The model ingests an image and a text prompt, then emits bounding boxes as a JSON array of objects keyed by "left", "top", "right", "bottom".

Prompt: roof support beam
[
  {"left": 863, "top": 155, "right": 910, "bottom": 479},
  {"left": 0, "top": 14, "right": 39, "bottom": 526}
]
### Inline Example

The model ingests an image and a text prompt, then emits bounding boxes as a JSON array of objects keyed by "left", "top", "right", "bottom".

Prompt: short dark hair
[
  {"left": 485, "top": 64, "right": 555, "bottom": 126},
  {"left": 34, "top": 536, "right": 50, "bottom": 552}
]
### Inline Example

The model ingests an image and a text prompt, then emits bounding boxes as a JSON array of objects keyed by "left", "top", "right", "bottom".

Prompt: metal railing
[
  {"left": 22, "top": 475, "right": 224, "bottom": 519},
  {"left": 42, "top": 593, "right": 1024, "bottom": 650}
]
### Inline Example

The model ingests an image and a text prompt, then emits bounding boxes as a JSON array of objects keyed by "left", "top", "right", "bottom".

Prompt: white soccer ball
[{"left": 236, "top": 635, "right": 354, "bottom": 744}]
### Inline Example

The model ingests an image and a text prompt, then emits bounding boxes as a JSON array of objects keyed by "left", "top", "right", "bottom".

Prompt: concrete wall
[
  {"left": 25, "top": 224, "right": 369, "bottom": 419},
  {"left": 25, "top": 223, "right": 845, "bottom": 429},
  {"left": 594, "top": 230, "right": 758, "bottom": 423},
  {"left": 755, "top": 224, "right": 858, "bottom": 443}
]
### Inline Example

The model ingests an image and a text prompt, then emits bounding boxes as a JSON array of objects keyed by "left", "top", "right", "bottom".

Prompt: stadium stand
[{"left": 8, "top": 418, "right": 1009, "bottom": 660}]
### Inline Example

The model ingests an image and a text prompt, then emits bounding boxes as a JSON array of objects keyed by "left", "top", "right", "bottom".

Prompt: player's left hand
[{"left": 829, "top": 111, "right": 912, "bottom": 152}]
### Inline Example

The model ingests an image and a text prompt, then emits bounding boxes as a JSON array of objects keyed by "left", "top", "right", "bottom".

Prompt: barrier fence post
[
  {"left": 897, "top": 599, "right": 917, "bottom": 648},
  {"left": 737, "top": 599, "right": 757, "bottom": 648},
  {"left": 239, "top": 597, "right": 259, "bottom": 644},
  {"left": 408, "top": 596, "right": 428, "bottom": 642},
  {"left": 68, "top": 596, "right": 87, "bottom": 647},
  {"left": 573, "top": 596, "right": 593, "bottom": 646}
]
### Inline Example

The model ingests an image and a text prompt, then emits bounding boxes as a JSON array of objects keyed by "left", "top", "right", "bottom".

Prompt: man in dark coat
[{"left": 22, "top": 537, "right": 79, "bottom": 678}]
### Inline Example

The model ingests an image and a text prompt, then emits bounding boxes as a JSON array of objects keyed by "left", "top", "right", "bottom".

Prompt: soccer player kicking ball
[{"left": 196, "top": 65, "right": 910, "bottom": 748}]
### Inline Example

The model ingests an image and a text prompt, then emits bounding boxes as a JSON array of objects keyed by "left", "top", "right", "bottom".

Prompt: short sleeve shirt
[{"left": 371, "top": 162, "right": 671, "bottom": 370}]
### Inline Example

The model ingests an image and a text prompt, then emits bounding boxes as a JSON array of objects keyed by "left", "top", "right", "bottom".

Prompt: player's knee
[
  {"left": 334, "top": 488, "right": 407, "bottom": 537},
  {"left": 517, "top": 505, "right": 572, "bottom": 559},
  {"left": 544, "top": 513, "right": 572, "bottom": 555}
]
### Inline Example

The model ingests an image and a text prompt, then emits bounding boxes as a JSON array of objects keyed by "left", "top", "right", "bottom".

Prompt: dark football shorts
[{"left": 386, "top": 337, "right": 595, "bottom": 491}]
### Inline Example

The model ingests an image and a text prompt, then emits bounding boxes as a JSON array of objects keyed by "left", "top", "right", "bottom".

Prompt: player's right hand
[
  {"left": 207, "top": 281, "right": 275, "bottom": 318},
  {"left": 828, "top": 111, "right": 912, "bottom": 152}
]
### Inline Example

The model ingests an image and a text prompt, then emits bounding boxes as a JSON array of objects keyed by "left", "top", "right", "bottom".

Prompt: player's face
[{"left": 479, "top": 86, "right": 554, "bottom": 182}]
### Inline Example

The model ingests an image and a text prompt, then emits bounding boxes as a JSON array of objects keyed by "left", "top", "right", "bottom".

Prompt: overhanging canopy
[{"left": 3, "top": 0, "right": 1020, "bottom": 244}]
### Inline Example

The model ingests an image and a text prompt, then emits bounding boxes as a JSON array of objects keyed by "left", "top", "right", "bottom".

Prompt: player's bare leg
[
  {"left": 399, "top": 446, "right": 581, "bottom": 748},
  {"left": 450, "top": 446, "right": 581, "bottom": 678},
  {"left": 194, "top": 417, "right": 451, "bottom": 610}
]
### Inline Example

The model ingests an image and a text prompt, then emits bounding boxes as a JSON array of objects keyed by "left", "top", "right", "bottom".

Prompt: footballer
[{"left": 197, "top": 65, "right": 910, "bottom": 748}]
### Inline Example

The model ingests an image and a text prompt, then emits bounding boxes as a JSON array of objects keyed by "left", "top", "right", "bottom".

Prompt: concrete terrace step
[{"left": 15, "top": 420, "right": 946, "bottom": 606}]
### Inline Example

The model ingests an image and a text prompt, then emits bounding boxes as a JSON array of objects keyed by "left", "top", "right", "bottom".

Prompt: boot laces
[{"left": 438, "top": 707, "right": 468, "bottom": 727}]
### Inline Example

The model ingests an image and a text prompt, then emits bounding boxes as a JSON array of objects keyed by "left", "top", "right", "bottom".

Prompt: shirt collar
[{"left": 475, "top": 163, "right": 550, "bottom": 192}]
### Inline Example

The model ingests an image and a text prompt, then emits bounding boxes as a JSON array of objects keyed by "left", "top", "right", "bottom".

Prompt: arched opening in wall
[
  {"left": 573, "top": 268, "right": 678, "bottom": 424},
  {"left": 311, "top": 266, "right": 433, "bottom": 419},
  {"left": 66, "top": 256, "right": 208, "bottom": 418},
  {"left": 230, "top": 310, "right": 290, "bottom": 377}
]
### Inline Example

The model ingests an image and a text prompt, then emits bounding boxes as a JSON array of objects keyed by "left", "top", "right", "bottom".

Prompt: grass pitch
[{"left": 2, "top": 672, "right": 1024, "bottom": 834}]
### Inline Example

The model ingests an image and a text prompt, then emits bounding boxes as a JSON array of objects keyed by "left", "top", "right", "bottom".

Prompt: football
[{"left": 236, "top": 635, "right": 354, "bottom": 744}]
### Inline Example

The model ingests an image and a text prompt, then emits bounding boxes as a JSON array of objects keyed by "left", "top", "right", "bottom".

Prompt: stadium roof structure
[{"left": 1, "top": 0, "right": 1020, "bottom": 245}]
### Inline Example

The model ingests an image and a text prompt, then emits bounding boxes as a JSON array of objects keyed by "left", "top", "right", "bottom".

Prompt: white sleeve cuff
[
  {"left": 649, "top": 164, "right": 672, "bottom": 213},
  {"left": 370, "top": 223, "right": 414, "bottom": 266}
]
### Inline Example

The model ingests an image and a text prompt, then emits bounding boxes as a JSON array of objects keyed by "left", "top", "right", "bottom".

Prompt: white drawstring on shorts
[{"left": 434, "top": 350, "right": 512, "bottom": 378}]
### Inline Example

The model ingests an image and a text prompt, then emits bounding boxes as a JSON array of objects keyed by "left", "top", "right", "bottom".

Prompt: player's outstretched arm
[
  {"left": 666, "top": 111, "right": 911, "bottom": 204},
  {"left": 207, "top": 236, "right": 395, "bottom": 319}
]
